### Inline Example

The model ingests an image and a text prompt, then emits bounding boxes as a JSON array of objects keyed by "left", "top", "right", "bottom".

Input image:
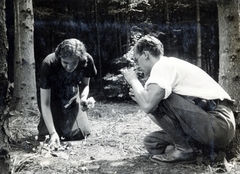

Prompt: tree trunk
[
  {"left": 217, "top": 0, "right": 240, "bottom": 158},
  {"left": 117, "top": 13, "right": 123, "bottom": 55},
  {"left": 164, "top": 0, "right": 170, "bottom": 55},
  {"left": 6, "top": 0, "right": 39, "bottom": 142},
  {"left": 196, "top": 0, "right": 202, "bottom": 68},
  {"left": 126, "top": 0, "right": 130, "bottom": 52},
  {"left": 0, "top": 0, "right": 10, "bottom": 173},
  {"left": 94, "top": 0, "right": 104, "bottom": 93}
]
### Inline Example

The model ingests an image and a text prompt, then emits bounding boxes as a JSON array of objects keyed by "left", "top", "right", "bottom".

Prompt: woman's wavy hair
[
  {"left": 55, "top": 38, "right": 87, "bottom": 67},
  {"left": 135, "top": 35, "right": 164, "bottom": 57}
]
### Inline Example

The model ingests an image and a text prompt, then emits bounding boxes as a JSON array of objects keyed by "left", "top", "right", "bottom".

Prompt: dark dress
[{"left": 37, "top": 53, "right": 97, "bottom": 141}]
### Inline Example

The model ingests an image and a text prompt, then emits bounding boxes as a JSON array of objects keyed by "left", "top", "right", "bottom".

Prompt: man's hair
[
  {"left": 135, "top": 35, "right": 164, "bottom": 57},
  {"left": 55, "top": 38, "right": 87, "bottom": 66}
]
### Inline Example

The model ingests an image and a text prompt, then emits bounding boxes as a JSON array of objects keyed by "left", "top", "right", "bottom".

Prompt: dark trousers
[
  {"left": 37, "top": 102, "right": 91, "bottom": 141},
  {"left": 144, "top": 93, "right": 235, "bottom": 155}
]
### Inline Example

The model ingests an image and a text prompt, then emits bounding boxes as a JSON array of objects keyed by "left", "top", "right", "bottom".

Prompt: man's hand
[
  {"left": 120, "top": 67, "right": 138, "bottom": 86},
  {"left": 129, "top": 87, "right": 136, "bottom": 101}
]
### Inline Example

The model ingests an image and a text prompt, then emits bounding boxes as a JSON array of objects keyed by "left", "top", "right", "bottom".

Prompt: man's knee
[
  {"left": 143, "top": 131, "right": 171, "bottom": 155},
  {"left": 143, "top": 133, "right": 156, "bottom": 153},
  {"left": 143, "top": 131, "right": 168, "bottom": 144},
  {"left": 143, "top": 133, "right": 152, "bottom": 145}
]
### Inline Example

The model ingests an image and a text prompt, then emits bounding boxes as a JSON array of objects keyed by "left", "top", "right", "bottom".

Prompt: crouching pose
[
  {"left": 37, "top": 38, "right": 97, "bottom": 146},
  {"left": 121, "top": 35, "right": 235, "bottom": 164}
]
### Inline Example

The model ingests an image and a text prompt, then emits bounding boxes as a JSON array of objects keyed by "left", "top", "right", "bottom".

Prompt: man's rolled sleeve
[{"left": 145, "top": 76, "right": 172, "bottom": 99}]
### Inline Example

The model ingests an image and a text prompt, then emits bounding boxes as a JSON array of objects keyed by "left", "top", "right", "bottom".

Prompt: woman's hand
[
  {"left": 80, "top": 97, "right": 96, "bottom": 111},
  {"left": 48, "top": 132, "right": 60, "bottom": 149},
  {"left": 80, "top": 99, "right": 88, "bottom": 111}
]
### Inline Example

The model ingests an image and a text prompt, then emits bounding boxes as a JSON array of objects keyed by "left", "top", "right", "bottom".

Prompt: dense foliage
[{"left": 6, "top": 0, "right": 219, "bottom": 99}]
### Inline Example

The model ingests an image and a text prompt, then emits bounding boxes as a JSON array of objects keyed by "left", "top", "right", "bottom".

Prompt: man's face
[
  {"left": 61, "top": 56, "right": 79, "bottom": 73},
  {"left": 133, "top": 47, "right": 151, "bottom": 76}
]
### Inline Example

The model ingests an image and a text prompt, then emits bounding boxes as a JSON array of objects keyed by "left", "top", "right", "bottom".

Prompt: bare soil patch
[{"left": 9, "top": 101, "right": 240, "bottom": 174}]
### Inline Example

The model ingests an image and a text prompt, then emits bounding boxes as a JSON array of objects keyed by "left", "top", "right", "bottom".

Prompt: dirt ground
[{"left": 8, "top": 101, "right": 240, "bottom": 174}]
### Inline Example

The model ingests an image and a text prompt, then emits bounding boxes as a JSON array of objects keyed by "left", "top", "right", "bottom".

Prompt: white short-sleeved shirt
[{"left": 145, "top": 56, "right": 231, "bottom": 100}]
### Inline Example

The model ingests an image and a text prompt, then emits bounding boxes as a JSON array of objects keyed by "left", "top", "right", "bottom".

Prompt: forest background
[{"left": 7, "top": 0, "right": 219, "bottom": 99}]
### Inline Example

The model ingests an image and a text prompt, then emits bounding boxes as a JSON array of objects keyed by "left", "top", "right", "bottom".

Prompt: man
[
  {"left": 37, "top": 38, "right": 97, "bottom": 147},
  {"left": 121, "top": 35, "right": 235, "bottom": 164}
]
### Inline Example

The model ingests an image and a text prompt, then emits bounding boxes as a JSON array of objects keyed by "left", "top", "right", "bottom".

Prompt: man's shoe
[{"left": 150, "top": 148, "right": 197, "bottom": 164}]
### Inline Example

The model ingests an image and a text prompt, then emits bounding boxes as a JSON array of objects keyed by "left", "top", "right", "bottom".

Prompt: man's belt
[{"left": 214, "top": 99, "right": 234, "bottom": 108}]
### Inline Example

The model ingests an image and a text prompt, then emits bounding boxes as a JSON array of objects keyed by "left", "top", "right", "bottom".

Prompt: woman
[{"left": 37, "top": 38, "right": 97, "bottom": 146}]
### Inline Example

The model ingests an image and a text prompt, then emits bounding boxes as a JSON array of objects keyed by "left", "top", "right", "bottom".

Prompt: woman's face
[{"left": 61, "top": 56, "right": 79, "bottom": 73}]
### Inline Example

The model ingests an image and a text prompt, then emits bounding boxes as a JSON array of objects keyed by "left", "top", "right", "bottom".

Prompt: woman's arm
[
  {"left": 78, "top": 77, "right": 91, "bottom": 111},
  {"left": 80, "top": 77, "right": 90, "bottom": 100},
  {"left": 40, "top": 88, "right": 60, "bottom": 145}
]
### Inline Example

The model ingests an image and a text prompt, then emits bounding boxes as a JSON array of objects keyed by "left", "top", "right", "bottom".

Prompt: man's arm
[
  {"left": 121, "top": 68, "right": 165, "bottom": 114},
  {"left": 130, "top": 79, "right": 165, "bottom": 114}
]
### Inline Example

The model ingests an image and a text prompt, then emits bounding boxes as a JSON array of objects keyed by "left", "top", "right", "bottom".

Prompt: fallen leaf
[{"left": 51, "top": 151, "right": 69, "bottom": 159}]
